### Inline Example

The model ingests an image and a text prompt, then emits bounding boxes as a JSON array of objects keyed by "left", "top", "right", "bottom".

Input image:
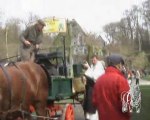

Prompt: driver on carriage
[{"left": 20, "top": 19, "right": 46, "bottom": 62}]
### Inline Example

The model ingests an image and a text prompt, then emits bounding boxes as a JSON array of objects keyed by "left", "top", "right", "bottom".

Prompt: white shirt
[{"left": 85, "top": 61, "right": 105, "bottom": 82}]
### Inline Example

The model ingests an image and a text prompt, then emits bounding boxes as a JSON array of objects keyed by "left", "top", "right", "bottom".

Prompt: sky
[{"left": 0, "top": 0, "right": 146, "bottom": 34}]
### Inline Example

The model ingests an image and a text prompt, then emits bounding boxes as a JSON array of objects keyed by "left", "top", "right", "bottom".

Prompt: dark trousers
[{"left": 83, "top": 76, "right": 96, "bottom": 114}]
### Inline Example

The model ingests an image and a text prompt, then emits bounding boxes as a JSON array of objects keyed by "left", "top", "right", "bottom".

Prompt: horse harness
[
  {"left": 0, "top": 64, "right": 12, "bottom": 109},
  {"left": 0, "top": 62, "right": 27, "bottom": 112}
]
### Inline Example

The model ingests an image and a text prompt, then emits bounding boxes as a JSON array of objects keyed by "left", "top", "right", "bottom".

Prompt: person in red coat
[{"left": 92, "top": 54, "right": 131, "bottom": 120}]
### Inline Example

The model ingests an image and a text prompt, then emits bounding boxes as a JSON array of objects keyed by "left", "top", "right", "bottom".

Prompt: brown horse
[{"left": 0, "top": 61, "right": 49, "bottom": 120}]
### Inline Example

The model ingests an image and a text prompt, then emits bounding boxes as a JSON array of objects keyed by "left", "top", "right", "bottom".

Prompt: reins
[
  {"left": 0, "top": 62, "right": 27, "bottom": 114},
  {"left": 8, "top": 62, "right": 27, "bottom": 108},
  {"left": 0, "top": 64, "right": 12, "bottom": 109}
]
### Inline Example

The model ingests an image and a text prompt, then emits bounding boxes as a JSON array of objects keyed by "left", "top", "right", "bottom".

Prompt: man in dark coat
[
  {"left": 93, "top": 54, "right": 131, "bottom": 120},
  {"left": 20, "top": 19, "right": 46, "bottom": 61}
]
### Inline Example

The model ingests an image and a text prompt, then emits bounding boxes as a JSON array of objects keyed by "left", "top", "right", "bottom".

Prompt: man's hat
[
  {"left": 37, "top": 19, "right": 46, "bottom": 26},
  {"left": 106, "top": 54, "right": 125, "bottom": 66}
]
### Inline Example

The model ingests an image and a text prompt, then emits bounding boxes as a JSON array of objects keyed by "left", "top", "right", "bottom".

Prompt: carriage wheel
[{"left": 62, "top": 104, "right": 74, "bottom": 120}]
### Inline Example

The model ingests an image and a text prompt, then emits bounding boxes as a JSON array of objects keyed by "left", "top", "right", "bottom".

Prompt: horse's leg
[
  {"left": 34, "top": 101, "right": 47, "bottom": 120},
  {"left": 32, "top": 66, "right": 49, "bottom": 120},
  {"left": 34, "top": 90, "right": 48, "bottom": 119}
]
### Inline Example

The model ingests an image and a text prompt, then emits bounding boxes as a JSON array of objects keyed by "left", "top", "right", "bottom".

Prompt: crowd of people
[{"left": 82, "top": 54, "right": 141, "bottom": 120}]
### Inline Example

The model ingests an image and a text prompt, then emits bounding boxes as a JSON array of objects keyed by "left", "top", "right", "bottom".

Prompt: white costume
[
  {"left": 84, "top": 60, "right": 105, "bottom": 120},
  {"left": 85, "top": 61, "right": 105, "bottom": 81}
]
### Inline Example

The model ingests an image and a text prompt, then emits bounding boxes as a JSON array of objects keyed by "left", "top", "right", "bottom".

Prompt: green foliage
[{"left": 132, "top": 52, "right": 149, "bottom": 69}]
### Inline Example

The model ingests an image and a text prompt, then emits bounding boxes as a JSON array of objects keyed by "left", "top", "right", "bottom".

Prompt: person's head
[
  {"left": 106, "top": 54, "right": 125, "bottom": 71},
  {"left": 36, "top": 19, "right": 46, "bottom": 32},
  {"left": 91, "top": 55, "right": 99, "bottom": 65},
  {"left": 131, "top": 70, "right": 136, "bottom": 75}
]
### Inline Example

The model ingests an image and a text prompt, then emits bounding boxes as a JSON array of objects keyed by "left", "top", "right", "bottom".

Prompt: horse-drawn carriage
[{"left": 0, "top": 51, "right": 85, "bottom": 120}]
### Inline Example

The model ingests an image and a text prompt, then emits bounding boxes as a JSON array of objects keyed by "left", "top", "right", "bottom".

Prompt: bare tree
[{"left": 20, "top": 12, "right": 40, "bottom": 27}]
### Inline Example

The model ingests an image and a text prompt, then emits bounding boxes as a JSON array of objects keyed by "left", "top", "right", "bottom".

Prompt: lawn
[
  {"left": 131, "top": 85, "right": 150, "bottom": 120},
  {"left": 143, "top": 75, "right": 150, "bottom": 81}
]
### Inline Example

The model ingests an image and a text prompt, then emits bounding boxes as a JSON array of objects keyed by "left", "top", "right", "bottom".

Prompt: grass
[
  {"left": 131, "top": 85, "right": 150, "bottom": 120},
  {"left": 143, "top": 75, "right": 150, "bottom": 81}
]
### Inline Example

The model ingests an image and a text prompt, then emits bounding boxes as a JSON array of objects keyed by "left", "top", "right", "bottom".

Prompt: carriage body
[
  {"left": 34, "top": 51, "right": 84, "bottom": 119},
  {"left": 48, "top": 76, "right": 73, "bottom": 100},
  {"left": 35, "top": 52, "right": 74, "bottom": 101}
]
